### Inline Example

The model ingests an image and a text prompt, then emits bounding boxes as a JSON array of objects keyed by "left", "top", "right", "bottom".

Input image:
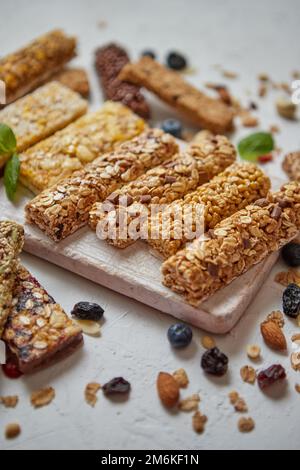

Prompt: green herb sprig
[
  {"left": 238, "top": 132, "right": 274, "bottom": 162},
  {"left": 0, "top": 123, "right": 20, "bottom": 201}
]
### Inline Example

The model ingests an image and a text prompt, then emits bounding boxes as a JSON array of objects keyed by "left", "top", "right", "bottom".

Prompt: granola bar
[
  {"left": 19, "top": 101, "right": 146, "bottom": 194},
  {"left": 89, "top": 134, "right": 237, "bottom": 248},
  {"left": 162, "top": 181, "right": 300, "bottom": 306},
  {"left": 148, "top": 163, "right": 271, "bottom": 258},
  {"left": 3, "top": 265, "right": 83, "bottom": 373},
  {"left": 0, "top": 30, "right": 76, "bottom": 104},
  {"left": 0, "top": 221, "right": 24, "bottom": 337},
  {"left": 95, "top": 43, "right": 150, "bottom": 119},
  {"left": 25, "top": 129, "right": 178, "bottom": 241},
  {"left": 48, "top": 68, "right": 90, "bottom": 98},
  {"left": 0, "top": 81, "right": 87, "bottom": 168},
  {"left": 119, "top": 57, "right": 234, "bottom": 133},
  {"left": 283, "top": 151, "right": 300, "bottom": 181}
]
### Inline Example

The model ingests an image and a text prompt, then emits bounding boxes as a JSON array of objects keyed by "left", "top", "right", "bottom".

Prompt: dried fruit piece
[
  {"left": 240, "top": 365, "right": 256, "bottom": 384},
  {"left": 234, "top": 398, "right": 248, "bottom": 413},
  {"left": 246, "top": 344, "right": 261, "bottom": 360},
  {"left": 201, "top": 335, "right": 216, "bottom": 350},
  {"left": 31, "top": 387, "right": 55, "bottom": 408},
  {"left": 85, "top": 382, "right": 101, "bottom": 407},
  {"left": 266, "top": 311, "right": 284, "bottom": 328},
  {"left": 276, "top": 97, "right": 297, "bottom": 120},
  {"left": 291, "top": 351, "right": 300, "bottom": 371},
  {"left": 0, "top": 395, "right": 19, "bottom": 408},
  {"left": 201, "top": 347, "right": 228, "bottom": 376},
  {"left": 5, "top": 422, "right": 21, "bottom": 439},
  {"left": 172, "top": 368, "right": 189, "bottom": 388},
  {"left": 282, "top": 243, "right": 300, "bottom": 268},
  {"left": 192, "top": 411, "right": 207, "bottom": 433},
  {"left": 283, "top": 284, "right": 300, "bottom": 318},
  {"left": 2, "top": 362, "right": 23, "bottom": 379},
  {"left": 238, "top": 417, "right": 255, "bottom": 433},
  {"left": 178, "top": 394, "right": 200, "bottom": 412},
  {"left": 228, "top": 391, "right": 239, "bottom": 405},
  {"left": 71, "top": 302, "right": 104, "bottom": 321},
  {"left": 260, "top": 321, "right": 287, "bottom": 350},
  {"left": 73, "top": 319, "right": 101, "bottom": 336},
  {"left": 102, "top": 377, "right": 131, "bottom": 396},
  {"left": 257, "top": 364, "right": 286, "bottom": 390},
  {"left": 157, "top": 372, "right": 180, "bottom": 408}
]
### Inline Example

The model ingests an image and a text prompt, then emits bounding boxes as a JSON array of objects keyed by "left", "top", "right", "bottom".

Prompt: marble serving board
[{"left": 0, "top": 179, "right": 281, "bottom": 333}]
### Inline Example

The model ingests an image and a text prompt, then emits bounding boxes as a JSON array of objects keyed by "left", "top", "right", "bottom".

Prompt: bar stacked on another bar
[
  {"left": 95, "top": 43, "right": 150, "bottom": 119},
  {"left": 147, "top": 163, "right": 271, "bottom": 258},
  {"left": 3, "top": 265, "right": 83, "bottom": 373},
  {"left": 0, "top": 221, "right": 24, "bottom": 337},
  {"left": 25, "top": 129, "right": 179, "bottom": 241},
  {"left": 162, "top": 181, "right": 300, "bottom": 306},
  {"left": 89, "top": 134, "right": 237, "bottom": 248},
  {"left": 0, "top": 81, "right": 87, "bottom": 168},
  {"left": 119, "top": 57, "right": 234, "bottom": 133},
  {"left": 0, "top": 30, "right": 77, "bottom": 104},
  {"left": 283, "top": 151, "right": 300, "bottom": 181},
  {"left": 19, "top": 101, "right": 146, "bottom": 193}
]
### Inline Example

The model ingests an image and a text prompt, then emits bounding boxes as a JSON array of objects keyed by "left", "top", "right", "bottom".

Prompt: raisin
[
  {"left": 282, "top": 243, "right": 300, "bottom": 267},
  {"left": 257, "top": 364, "right": 286, "bottom": 390},
  {"left": 282, "top": 284, "right": 300, "bottom": 318},
  {"left": 201, "top": 347, "right": 228, "bottom": 376},
  {"left": 71, "top": 302, "right": 104, "bottom": 321},
  {"left": 102, "top": 377, "right": 131, "bottom": 396}
]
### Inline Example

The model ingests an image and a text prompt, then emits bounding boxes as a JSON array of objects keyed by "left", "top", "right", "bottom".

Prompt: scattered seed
[
  {"left": 291, "top": 351, "right": 300, "bottom": 371},
  {"left": 85, "top": 382, "right": 101, "bottom": 407},
  {"left": 5, "top": 423, "right": 21, "bottom": 439},
  {"left": 192, "top": 411, "right": 208, "bottom": 433},
  {"left": 178, "top": 394, "right": 200, "bottom": 412},
  {"left": 201, "top": 335, "right": 216, "bottom": 350},
  {"left": 73, "top": 319, "right": 101, "bottom": 336},
  {"left": 276, "top": 97, "right": 297, "bottom": 120},
  {"left": 246, "top": 344, "right": 261, "bottom": 360},
  {"left": 266, "top": 310, "right": 285, "bottom": 328},
  {"left": 240, "top": 365, "right": 256, "bottom": 384},
  {"left": 234, "top": 398, "right": 248, "bottom": 413},
  {"left": 228, "top": 390, "right": 239, "bottom": 405},
  {"left": 172, "top": 368, "right": 189, "bottom": 388},
  {"left": 238, "top": 417, "right": 255, "bottom": 433},
  {"left": 0, "top": 396, "right": 19, "bottom": 408},
  {"left": 31, "top": 387, "right": 55, "bottom": 408}
]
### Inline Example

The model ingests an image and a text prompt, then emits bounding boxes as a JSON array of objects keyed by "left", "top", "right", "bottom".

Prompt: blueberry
[
  {"left": 167, "top": 323, "right": 193, "bottom": 348},
  {"left": 141, "top": 50, "right": 156, "bottom": 60},
  {"left": 161, "top": 119, "right": 182, "bottom": 138},
  {"left": 282, "top": 243, "right": 300, "bottom": 267},
  {"left": 71, "top": 301, "right": 104, "bottom": 321},
  {"left": 166, "top": 52, "right": 187, "bottom": 71}
]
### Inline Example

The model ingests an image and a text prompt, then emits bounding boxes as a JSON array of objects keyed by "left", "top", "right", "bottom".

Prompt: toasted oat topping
[
  {"left": 85, "top": 382, "right": 101, "bottom": 407},
  {"left": 266, "top": 310, "right": 285, "bottom": 328},
  {"left": 238, "top": 417, "right": 255, "bottom": 433},
  {"left": 178, "top": 394, "right": 200, "bottom": 412},
  {"left": 31, "top": 387, "right": 55, "bottom": 408},
  {"left": 192, "top": 411, "right": 208, "bottom": 433},
  {"left": 228, "top": 391, "right": 240, "bottom": 405},
  {"left": 172, "top": 368, "right": 189, "bottom": 388},
  {"left": 0, "top": 395, "right": 19, "bottom": 408},
  {"left": 234, "top": 398, "right": 248, "bottom": 413},
  {"left": 275, "top": 270, "right": 300, "bottom": 287}
]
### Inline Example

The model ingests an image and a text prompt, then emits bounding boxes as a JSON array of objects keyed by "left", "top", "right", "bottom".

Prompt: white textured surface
[{"left": 0, "top": 0, "right": 300, "bottom": 450}]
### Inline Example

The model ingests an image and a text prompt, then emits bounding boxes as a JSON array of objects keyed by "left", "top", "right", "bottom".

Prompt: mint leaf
[
  {"left": 4, "top": 153, "right": 20, "bottom": 201},
  {"left": 0, "top": 123, "right": 17, "bottom": 155},
  {"left": 238, "top": 132, "right": 274, "bottom": 162}
]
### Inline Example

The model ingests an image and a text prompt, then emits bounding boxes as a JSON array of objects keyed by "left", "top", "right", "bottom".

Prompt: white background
[{"left": 1, "top": 0, "right": 300, "bottom": 450}]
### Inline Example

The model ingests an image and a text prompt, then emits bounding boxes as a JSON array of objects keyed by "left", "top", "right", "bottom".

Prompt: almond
[
  {"left": 157, "top": 372, "right": 180, "bottom": 408},
  {"left": 260, "top": 321, "right": 287, "bottom": 351}
]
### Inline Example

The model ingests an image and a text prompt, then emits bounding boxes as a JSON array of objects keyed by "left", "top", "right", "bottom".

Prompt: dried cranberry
[
  {"left": 257, "top": 364, "right": 286, "bottom": 390},
  {"left": 201, "top": 347, "right": 228, "bottom": 376},
  {"left": 102, "top": 377, "right": 131, "bottom": 396},
  {"left": 2, "top": 362, "right": 23, "bottom": 379}
]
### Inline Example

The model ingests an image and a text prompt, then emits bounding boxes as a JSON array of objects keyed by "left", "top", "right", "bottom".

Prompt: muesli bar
[
  {"left": 3, "top": 265, "right": 83, "bottom": 373},
  {"left": 0, "top": 30, "right": 76, "bottom": 104},
  {"left": 283, "top": 151, "right": 300, "bottom": 181},
  {"left": 89, "top": 134, "right": 236, "bottom": 247},
  {"left": 148, "top": 163, "right": 271, "bottom": 258},
  {"left": 48, "top": 68, "right": 90, "bottom": 98},
  {"left": 19, "top": 101, "right": 146, "bottom": 193},
  {"left": 162, "top": 181, "right": 300, "bottom": 306},
  {"left": 25, "top": 129, "right": 178, "bottom": 242},
  {"left": 119, "top": 57, "right": 234, "bottom": 133},
  {"left": 0, "top": 81, "right": 87, "bottom": 168},
  {"left": 0, "top": 221, "right": 24, "bottom": 337},
  {"left": 95, "top": 43, "right": 150, "bottom": 119}
]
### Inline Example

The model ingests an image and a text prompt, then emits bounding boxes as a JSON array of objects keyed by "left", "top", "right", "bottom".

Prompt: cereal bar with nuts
[
  {"left": 3, "top": 265, "right": 83, "bottom": 374},
  {"left": 0, "top": 30, "right": 76, "bottom": 104},
  {"left": 0, "top": 81, "right": 87, "bottom": 168},
  {"left": 89, "top": 133, "right": 237, "bottom": 248},
  {"left": 148, "top": 163, "right": 270, "bottom": 258},
  {"left": 162, "top": 181, "right": 300, "bottom": 306},
  {"left": 0, "top": 221, "right": 24, "bottom": 338},
  {"left": 119, "top": 57, "right": 234, "bottom": 133},
  {"left": 95, "top": 43, "right": 150, "bottom": 119},
  {"left": 25, "top": 129, "right": 178, "bottom": 242},
  {"left": 19, "top": 101, "right": 146, "bottom": 194},
  {"left": 283, "top": 151, "right": 300, "bottom": 181}
]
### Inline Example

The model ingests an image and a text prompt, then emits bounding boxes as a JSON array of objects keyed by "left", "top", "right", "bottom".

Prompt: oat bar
[
  {"left": 3, "top": 265, "right": 83, "bottom": 373},
  {"left": 119, "top": 57, "right": 234, "bottom": 133},
  {"left": 48, "top": 68, "right": 90, "bottom": 98},
  {"left": 162, "top": 181, "right": 300, "bottom": 306},
  {"left": 283, "top": 151, "right": 300, "bottom": 181},
  {"left": 89, "top": 134, "right": 237, "bottom": 247},
  {"left": 148, "top": 163, "right": 270, "bottom": 258},
  {"left": 0, "top": 221, "right": 24, "bottom": 337},
  {"left": 0, "top": 30, "right": 76, "bottom": 104},
  {"left": 19, "top": 101, "right": 146, "bottom": 194},
  {"left": 95, "top": 43, "right": 150, "bottom": 119},
  {"left": 25, "top": 129, "right": 178, "bottom": 241},
  {"left": 0, "top": 81, "right": 87, "bottom": 168}
]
